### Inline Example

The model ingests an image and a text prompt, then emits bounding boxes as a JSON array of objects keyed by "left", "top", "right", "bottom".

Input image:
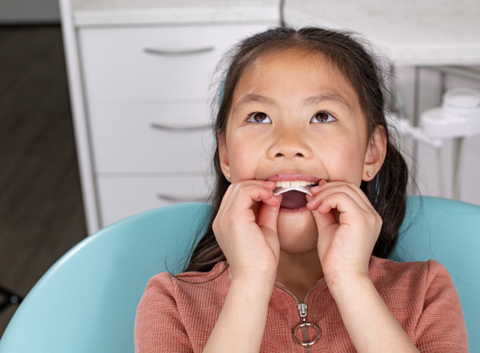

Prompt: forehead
[{"left": 232, "top": 48, "right": 360, "bottom": 110}]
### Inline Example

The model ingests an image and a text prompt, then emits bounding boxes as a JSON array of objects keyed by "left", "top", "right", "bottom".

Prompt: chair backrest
[
  {"left": 1, "top": 197, "right": 479, "bottom": 352},
  {"left": 0, "top": 202, "right": 211, "bottom": 353},
  {"left": 390, "top": 196, "right": 480, "bottom": 351}
]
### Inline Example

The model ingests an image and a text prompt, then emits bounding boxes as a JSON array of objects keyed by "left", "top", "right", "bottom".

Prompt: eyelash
[
  {"left": 247, "top": 112, "right": 271, "bottom": 124},
  {"left": 246, "top": 111, "right": 337, "bottom": 124},
  {"left": 310, "top": 111, "right": 336, "bottom": 123}
]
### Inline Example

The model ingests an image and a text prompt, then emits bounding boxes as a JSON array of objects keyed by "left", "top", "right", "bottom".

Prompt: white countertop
[
  {"left": 71, "top": 0, "right": 480, "bottom": 66},
  {"left": 73, "top": 0, "right": 280, "bottom": 26},
  {"left": 285, "top": 0, "right": 480, "bottom": 66}
]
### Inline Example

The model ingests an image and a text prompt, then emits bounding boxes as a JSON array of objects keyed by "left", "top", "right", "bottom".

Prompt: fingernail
[{"left": 311, "top": 180, "right": 325, "bottom": 191}]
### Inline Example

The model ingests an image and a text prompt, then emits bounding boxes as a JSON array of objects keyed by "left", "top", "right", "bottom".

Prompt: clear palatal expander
[{"left": 272, "top": 181, "right": 318, "bottom": 196}]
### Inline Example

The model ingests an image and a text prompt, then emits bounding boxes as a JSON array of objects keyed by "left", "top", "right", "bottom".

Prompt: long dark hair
[{"left": 184, "top": 27, "right": 409, "bottom": 273}]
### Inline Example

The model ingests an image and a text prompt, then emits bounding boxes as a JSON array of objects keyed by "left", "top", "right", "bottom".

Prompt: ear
[
  {"left": 217, "top": 131, "right": 230, "bottom": 181},
  {"left": 363, "top": 125, "right": 387, "bottom": 182}
]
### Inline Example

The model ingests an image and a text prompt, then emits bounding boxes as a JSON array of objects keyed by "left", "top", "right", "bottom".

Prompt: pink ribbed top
[{"left": 135, "top": 257, "right": 468, "bottom": 352}]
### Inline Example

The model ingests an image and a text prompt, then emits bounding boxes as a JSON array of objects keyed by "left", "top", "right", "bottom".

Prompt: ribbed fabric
[{"left": 135, "top": 257, "right": 468, "bottom": 352}]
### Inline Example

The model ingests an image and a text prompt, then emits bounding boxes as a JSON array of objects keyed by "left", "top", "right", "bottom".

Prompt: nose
[{"left": 268, "top": 127, "right": 313, "bottom": 160}]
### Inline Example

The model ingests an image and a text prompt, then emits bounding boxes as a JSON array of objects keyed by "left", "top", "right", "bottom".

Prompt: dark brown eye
[
  {"left": 310, "top": 111, "right": 335, "bottom": 123},
  {"left": 247, "top": 112, "right": 271, "bottom": 123}
]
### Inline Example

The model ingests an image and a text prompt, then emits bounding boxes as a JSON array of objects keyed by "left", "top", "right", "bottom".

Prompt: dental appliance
[{"left": 272, "top": 181, "right": 317, "bottom": 196}]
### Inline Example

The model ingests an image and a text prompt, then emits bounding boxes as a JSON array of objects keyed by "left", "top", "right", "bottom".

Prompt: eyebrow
[
  {"left": 231, "top": 92, "right": 352, "bottom": 115},
  {"left": 231, "top": 93, "right": 277, "bottom": 115},
  {"left": 303, "top": 93, "right": 352, "bottom": 111}
]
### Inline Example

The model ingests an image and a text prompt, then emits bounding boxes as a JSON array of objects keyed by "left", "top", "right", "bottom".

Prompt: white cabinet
[
  {"left": 89, "top": 103, "right": 213, "bottom": 174},
  {"left": 80, "top": 25, "right": 244, "bottom": 103},
  {"left": 59, "top": 0, "right": 278, "bottom": 233},
  {"left": 97, "top": 175, "right": 214, "bottom": 227}
]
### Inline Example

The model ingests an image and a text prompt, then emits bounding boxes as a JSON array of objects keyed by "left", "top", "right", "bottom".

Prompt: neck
[{"left": 275, "top": 250, "right": 324, "bottom": 301}]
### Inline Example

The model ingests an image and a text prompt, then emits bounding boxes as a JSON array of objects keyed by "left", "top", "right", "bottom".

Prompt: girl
[{"left": 135, "top": 27, "right": 468, "bottom": 352}]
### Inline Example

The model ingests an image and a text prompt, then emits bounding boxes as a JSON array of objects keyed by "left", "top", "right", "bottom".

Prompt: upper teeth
[{"left": 275, "top": 181, "right": 317, "bottom": 187}]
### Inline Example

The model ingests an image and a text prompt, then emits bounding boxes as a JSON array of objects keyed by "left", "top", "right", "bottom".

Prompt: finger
[
  {"left": 221, "top": 181, "right": 276, "bottom": 214},
  {"left": 257, "top": 194, "right": 282, "bottom": 232},
  {"left": 216, "top": 180, "right": 277, "bottom": 231},
  {"left": 310, "top": 182, "right": 366, "bottom": 203},
  {"left": 310, "top": 202, "right": 337, "bottom": 231},
  {"left": 307, "top": 182, "right": 372, "bottom": 213},
  {"left": 309, "top": 207, "right": 338, "bottom": 261},
  {"left": 257, "top": 196, "right": 282, "bottom": 259},
  {"left": 222, "top": 180, "right": 275, "bottom": 201},
  {"left": 313, "top": 181, "right": 372, "bottom": 207},
  {"left": 312, "top": 189, "right": 382, "bottom": 232},
  {"left": 314, "top": 193, "right": 370, "bottom": 229}
]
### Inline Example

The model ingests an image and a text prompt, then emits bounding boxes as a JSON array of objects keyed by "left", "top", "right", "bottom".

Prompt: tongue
[{"left": 280, "top": 191, "right": 308, "bottom": 209}]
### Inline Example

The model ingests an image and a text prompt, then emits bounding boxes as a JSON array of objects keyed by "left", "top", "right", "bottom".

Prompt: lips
[
  {"left": 266, "top": 173, "right": 321, "bottom": 212},
  {"left": 266, "top": 173, "right": 320, "bottom": 183}
]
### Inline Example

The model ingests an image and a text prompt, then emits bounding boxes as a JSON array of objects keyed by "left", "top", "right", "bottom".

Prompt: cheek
[
  {"left": 344, "top": 147, "right": 368, "bottom": 182},
  {"left": 227, "top": 136, "right": 260, "bottom": 180},
  {"left": 323, "top": 136, "right": 367, "bottom": 183}
]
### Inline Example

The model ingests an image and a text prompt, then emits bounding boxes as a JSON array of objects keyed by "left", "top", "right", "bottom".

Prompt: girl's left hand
[{"left": 306, "top": 181, "right": 382, "bottom": 284}]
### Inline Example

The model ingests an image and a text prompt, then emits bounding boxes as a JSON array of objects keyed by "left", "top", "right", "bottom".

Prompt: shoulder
[
  {"left": 369, "top": 257, "right": 468, "bottom": 351},
  {"left": 143, "top": 261, "right": 230, "bottom": 297},
  {"left": 138, "top": 261, "right": 230, "bottom": 311},
  {"left": 367, "top": 256, "right": 458, "bottom": 316},
  {"left": 135, "top": 262, "right": 231, "bottom": 352},
  {"left": 369, "top": 256, "right": 450, "bottom": 288}
]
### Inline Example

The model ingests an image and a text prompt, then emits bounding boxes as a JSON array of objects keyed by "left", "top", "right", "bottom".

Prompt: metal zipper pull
[
  {"left": 274, "top": 282, "right": 324, "bottom": 348},
  {"left": 298, "top": 303, "right": 308, "bottom": 323},
  {"left": 293, "top": 299, "right": 321, "bottom": 347},
  {"left": 293, "top": 318, "right": 321, "bottom": 347}
]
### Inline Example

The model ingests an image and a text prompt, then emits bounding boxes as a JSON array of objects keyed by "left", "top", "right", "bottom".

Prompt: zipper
[{"left": 274, "top": 280, "right": 325, "bottom": 352}]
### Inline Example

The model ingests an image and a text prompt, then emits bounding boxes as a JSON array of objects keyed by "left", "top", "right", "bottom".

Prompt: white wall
[
  {"left": 395, "top": 66, "right": 480, "bottom": 206},
  {"left": 0, "top": 0, "right": 60, "bottom": 24}
]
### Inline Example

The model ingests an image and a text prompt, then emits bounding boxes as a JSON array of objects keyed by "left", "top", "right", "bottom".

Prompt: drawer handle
[
  {"left": 150, "top": 122, "right": 213, "bottom": 133},
  {"left": 157, "top": 194, "right": 207, "bottom": 203},
  {"left": 144, "top": 46, "right": 215, "bottom": 56}
]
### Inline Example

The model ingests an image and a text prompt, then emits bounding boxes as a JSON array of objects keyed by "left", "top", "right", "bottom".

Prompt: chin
[{"left": 276, "top": 211, "right": 319, "bottom": 253}]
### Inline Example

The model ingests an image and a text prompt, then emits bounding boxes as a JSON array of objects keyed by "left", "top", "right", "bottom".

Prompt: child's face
[{"left": 219, "top": 48, "right": 382, "bottom": 255}]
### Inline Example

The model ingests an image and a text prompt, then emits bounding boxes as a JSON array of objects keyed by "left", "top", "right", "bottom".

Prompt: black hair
[{"left": 184, "top": 26, "right": 408, "bottom": 272}]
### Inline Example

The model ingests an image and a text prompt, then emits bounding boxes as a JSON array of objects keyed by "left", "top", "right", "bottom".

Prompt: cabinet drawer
[
  {"left": 90, "top": 103, "right": 215, "bottom": 173},
  {"left": 79, "top": 24, "right": 270, "bottom": 103},
  {"left": 97, "top": 174, "right": 213, "bottom": 227}
]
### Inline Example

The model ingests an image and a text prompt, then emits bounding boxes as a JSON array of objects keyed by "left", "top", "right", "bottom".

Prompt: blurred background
[
  {"left": 0, "top": 0, "right": 86, "bottom": 333},
  {"left": 1, "top": 0, "right": 480, "bottom": 335}
]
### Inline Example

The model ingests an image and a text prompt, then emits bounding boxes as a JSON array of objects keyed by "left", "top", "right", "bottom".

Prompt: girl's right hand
[{"left": 212, "top": 180, "right": 282, "bottom": 282}]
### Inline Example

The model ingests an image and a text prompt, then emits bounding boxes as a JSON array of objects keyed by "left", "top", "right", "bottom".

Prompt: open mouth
[{"left": 274, "top": 181, "right": 319, "bottom": 211}]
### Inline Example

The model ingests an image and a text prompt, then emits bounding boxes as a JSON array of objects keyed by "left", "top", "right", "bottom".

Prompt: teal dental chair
[{"left": 0, "top": 196, "right": 479, "bottom": 352}]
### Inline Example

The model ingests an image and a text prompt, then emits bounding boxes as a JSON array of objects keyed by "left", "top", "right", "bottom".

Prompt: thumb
[
  {"left": 311, "top": 209, "right": 338, "bottom": 257},
  {"left": 310, "top": 207, "right": 337, "bottom": 233},
  {"left": 257, "top": 196, "right": 281, "bottom": 257},
  {"left": 257, "top": 195, "right": 282, "bottom": 233},
  {"left": 257, "top": 195, "right": 281, "bottom": 234}
]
